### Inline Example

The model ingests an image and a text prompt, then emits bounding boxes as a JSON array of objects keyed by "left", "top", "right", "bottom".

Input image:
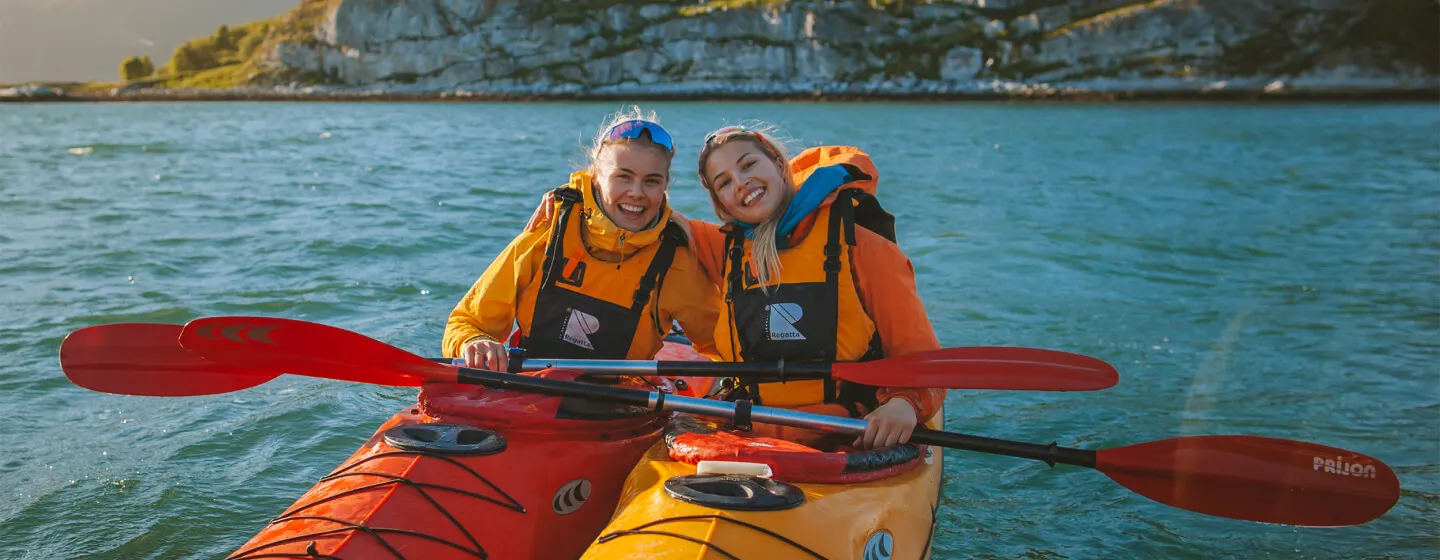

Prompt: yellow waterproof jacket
[{"left": 443, "top": 171, "right": 722, "bottom": 360}]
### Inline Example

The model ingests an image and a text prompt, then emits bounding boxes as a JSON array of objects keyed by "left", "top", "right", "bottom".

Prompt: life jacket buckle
[{"left": 633, "top": 278, "right": 656, "bottom": 307}]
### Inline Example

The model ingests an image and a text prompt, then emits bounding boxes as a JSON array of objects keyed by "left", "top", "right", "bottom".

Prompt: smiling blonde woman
[
  {"left": 443, "top": 107, "right": 721, "bottom": 370},
  {"left": 679, "top": 123, "right": 945, "bottom": 450}
]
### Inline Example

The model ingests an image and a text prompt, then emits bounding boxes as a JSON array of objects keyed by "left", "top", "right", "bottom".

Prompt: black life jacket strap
[
  {"left": 822, "top": 189, "right": 864, "bottom": 402},
  {"left": 722, "top": 228, "right": 762, "bottom": 404},
  {"left": 837, "top": 333, "right": 885, "bottom": 416},
  {"left": 631, "top": 221, "right": 685, "bottom": 312},
  {"left": 538, "top": 186, "right": 583, "bottom": 290},
  {"left": 723, "top": 227, "right": 747, "bottom": 306},
  {"left": 723, "top": 227, "right": 748, "bottom": 358}
]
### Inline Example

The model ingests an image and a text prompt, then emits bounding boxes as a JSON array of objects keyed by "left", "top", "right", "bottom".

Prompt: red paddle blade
[
  {"left": 833, "top": 346, "right": 1119, "bottom": 391},
  {"left": 177, "top": 316, "right": 443, "bottom": 387},
  {"left": 1096, "top": 435, "right": 1400, "bottom": 527},
  {"left": 60, "top": 323, "right": 280, "bottom": 396}
]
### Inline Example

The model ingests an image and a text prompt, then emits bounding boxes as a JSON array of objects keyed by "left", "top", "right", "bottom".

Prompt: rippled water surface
[{"left": 0, "top": 102, "right": 1436, "bottom": 558}]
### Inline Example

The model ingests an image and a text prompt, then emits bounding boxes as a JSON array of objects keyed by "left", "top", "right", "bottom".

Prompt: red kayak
[{"left": 227, "top": 343, "right": 713, "bottom": 559}]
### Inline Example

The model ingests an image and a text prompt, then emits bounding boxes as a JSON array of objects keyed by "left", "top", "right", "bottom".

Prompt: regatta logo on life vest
[
  {"left": 561, "top": 308, "right": 600, "bottom": 350},
  {"left": 766, "top": 303, "right": 806, "bottom": 341},
  {"left": 1313, "top": 456, "right": 1378, "bottom": 479}
]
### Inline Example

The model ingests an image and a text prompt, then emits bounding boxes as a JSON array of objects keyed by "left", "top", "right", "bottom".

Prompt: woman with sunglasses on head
[
  {"left": 522, "top": 122, "right": 944, "bottom": 450},
  {"left": 675, "top": 124, "right": 945, "bottom": 451},
  {"left": 442, "top": 108, "right": 721, "bottom": 370}
]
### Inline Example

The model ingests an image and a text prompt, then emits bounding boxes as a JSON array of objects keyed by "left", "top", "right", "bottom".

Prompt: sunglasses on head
[
  {"left": 604, "top": 120, "right": 674, "bottom": 153},
  {"left": 703, "top": 125, "right": 779, "bottom": 159}
]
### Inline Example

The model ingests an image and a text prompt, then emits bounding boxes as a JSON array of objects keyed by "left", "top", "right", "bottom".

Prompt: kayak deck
[{"left": 581, "top": 407, "right": 946, "bottom": 560}]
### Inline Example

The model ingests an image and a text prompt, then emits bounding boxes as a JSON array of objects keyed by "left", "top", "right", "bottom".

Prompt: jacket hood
[
  {"left": 763, "top": 146, "right": 881, "bottom": 246},
  {"left": 789, "top": 145, "right": 879, "bottom": 200}
]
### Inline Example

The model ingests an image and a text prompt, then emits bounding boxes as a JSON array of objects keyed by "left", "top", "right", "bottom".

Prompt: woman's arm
[
  {"left": 655, "top": 246, "right": 725, "bottom": 360},
  {"left": 674, "top": 213, "right": 729, "bottom": 288},
  {"left": 850, "top": 227, "right": 947, "bottom": 424},
  {"left": 442, "top": 225, "right": 551, "bottom": 359}
]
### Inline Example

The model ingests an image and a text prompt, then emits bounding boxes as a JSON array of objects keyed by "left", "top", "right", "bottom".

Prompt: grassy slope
[{"left": 119, "top": 0, "right": 336, "bottom": 89}]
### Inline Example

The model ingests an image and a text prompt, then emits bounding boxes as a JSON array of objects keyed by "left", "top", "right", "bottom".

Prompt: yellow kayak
[{"left": 581, "top": 408, "right": 945, "bottom": 560}]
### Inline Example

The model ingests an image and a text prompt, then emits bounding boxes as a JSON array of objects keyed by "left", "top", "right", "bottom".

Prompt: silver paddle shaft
[
  {"left": 651, "top": 393, "right": 867, "bottom": 435},
  {"left": 513, "top": 357, "right": 832, "bottom": 378}
]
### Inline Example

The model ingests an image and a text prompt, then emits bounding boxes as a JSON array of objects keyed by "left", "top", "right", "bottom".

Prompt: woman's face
[
  {"left": 593, "top": 143, "right": 669, "bottom": 231},
  {"left": 703, "top": 140, "right": 787, "bottom": 225}
]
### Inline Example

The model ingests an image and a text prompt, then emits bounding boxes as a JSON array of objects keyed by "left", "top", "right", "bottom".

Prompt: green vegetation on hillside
[
  {"left": 678, "top": 0, "right": 789, "bottom": 17},
  {"left": 114, "top": 0, "right": 336, "bottom": 89},
  {"left": 119, "top": 56, "right": 155, "bottom": 81}
]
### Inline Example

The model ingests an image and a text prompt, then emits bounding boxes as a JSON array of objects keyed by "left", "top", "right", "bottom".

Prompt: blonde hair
[
  {"left": 696, "top": 122, "right": 795, "bottom": 291},
  {"left": 584, "top": 105, "right": 673, "bottom": 174}
]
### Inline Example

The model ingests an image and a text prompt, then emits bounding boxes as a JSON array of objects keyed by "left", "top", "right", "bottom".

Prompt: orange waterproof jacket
[
  {"left": 685, "top": 146, "right": 945, "bottom": 423},
  {"left": 443, "top": 171, "right": 722, "bottom": 360}
]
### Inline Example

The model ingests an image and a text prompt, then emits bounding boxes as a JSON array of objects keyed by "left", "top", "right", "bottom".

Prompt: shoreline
[{"left": 2, "top": 88, "right": 1436, "bottom": 103}]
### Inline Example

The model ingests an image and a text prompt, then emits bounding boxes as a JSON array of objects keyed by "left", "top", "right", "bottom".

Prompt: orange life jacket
[
  {"left": 517, "top": 179, "right": 685, "bottom": 360},
  {"left": 712, "top": 146, "right": 897, "bottom": 409}
]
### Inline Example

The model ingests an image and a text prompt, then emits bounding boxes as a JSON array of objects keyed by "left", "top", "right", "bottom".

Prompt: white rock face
[
  {"left": 940, "top": 47, "right": 985, "bottom": 82},
  {"left": 258, "top": 0, "right": 1437, "bottom": 95}
]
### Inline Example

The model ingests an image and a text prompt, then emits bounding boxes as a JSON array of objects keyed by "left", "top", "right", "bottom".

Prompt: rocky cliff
[{"left": 113, "top": 0, "right": 1440, "bottom": 98}]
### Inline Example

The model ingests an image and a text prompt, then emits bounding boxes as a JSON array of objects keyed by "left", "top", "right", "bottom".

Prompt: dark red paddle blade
[
  {"left": 60, "top": 323, "right": 280, "bottom": 396},
  {"left": 1096, "top": 435, "right": 1400, "bottom": 527},
  {"left": 177, "top": 316, "right": 442, "bottom": 387},
  {"left": 833, "top": 346, "right": 1119, "bottom": 391}
]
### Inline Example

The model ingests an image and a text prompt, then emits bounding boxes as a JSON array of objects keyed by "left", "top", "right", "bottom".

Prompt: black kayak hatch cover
[{"left": 663, "top": 474, "right": 804, "bottom": 511}]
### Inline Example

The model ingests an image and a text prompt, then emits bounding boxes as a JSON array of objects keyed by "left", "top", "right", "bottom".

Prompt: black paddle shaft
[
  {"left": 454, "top": 363, "right": 1098, "bottom": 469},
  {"left": 909, "top": 429, "right": 1097, "bottom": 468},
  {"left": 454, "top": 366, "right": 652, "bottom": 407}
]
